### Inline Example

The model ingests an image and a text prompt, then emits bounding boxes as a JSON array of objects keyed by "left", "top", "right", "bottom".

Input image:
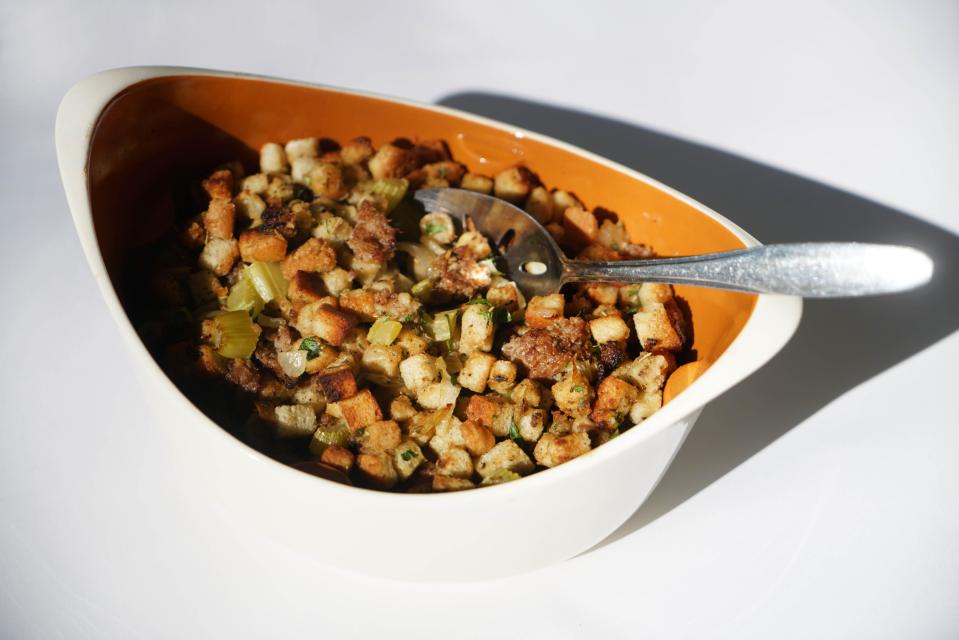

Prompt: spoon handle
[{"left": 560, "top": 242, "right": 933, "bottom": 297}]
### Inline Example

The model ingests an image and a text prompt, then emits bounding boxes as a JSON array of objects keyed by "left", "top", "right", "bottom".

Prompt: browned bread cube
[
  {"left": 281, "top": 238, "right": 337, "bottom": 280},
  {"left": 238, "top": 228, "right": 288, "bottom": 263}
]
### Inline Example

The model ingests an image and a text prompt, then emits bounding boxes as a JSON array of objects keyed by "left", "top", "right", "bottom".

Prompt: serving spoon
[{"left": 414, "top": 188, "right": 934, "bottom": 299}]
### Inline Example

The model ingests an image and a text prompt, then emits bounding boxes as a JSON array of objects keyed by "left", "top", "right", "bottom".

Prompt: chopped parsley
[
  {"left": 572, "top": 384, "right": 585, "bottom": 393},
  {"left": 424, "top": 222, "right": 444, "bottom": 235},
  {"left": 466, "top": 298, "right": 491, "bottom": 306},
  {"left": 400, "top": 449, "right": 417, "bottom": 461},
  {"left": 299, "top": 336, "right": 323, "bottom": 360},
  {"left": 508, "top": 420, "right": 522, "bottom": 441}
]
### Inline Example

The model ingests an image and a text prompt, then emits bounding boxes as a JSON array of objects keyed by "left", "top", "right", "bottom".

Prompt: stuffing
[{"left": 149, "top": 133, "right": 693, "bottom": 494}]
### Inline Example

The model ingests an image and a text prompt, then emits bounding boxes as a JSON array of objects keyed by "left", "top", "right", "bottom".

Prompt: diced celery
[
  {"left": 367, "top": 317, "right": 403, "bottom": 346},
  {"left": 244, "top": 261, "right": 288, "bottom": 303},
  {"left": 214, "top": 310, "right": 259, "bottom": 359},
  {"left": 309, "top": 423, "right": 351, "bottom": 456},
  {"left": 411, "top": 278, "right": 432, "bottom": 301},
  {"left": 226, "top": 275, "right": 264, "bottom": 317},
  {"left": 370, "top": 178, "right": 409, "bottom": 213},
  {"left": 430, "top": 309, "right": 458, "bottom": 350}
]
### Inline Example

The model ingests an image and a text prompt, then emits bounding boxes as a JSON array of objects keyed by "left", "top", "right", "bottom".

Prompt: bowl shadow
[{"left": 438, "top": 92, "right": 959, "bottom": 547}]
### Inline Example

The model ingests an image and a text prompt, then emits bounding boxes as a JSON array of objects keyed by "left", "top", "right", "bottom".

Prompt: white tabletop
[{"left": 2, "top": 1, "right": 957, "bottom": 637}]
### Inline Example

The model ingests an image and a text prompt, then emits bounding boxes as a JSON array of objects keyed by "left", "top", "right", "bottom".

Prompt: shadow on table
[{"left": 438, "top": 92, "right": 959, "bottom": 547}]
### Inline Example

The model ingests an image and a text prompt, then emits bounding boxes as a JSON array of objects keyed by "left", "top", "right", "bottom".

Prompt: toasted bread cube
[
  {"left": 356, "top": 452, "right": 397, "bottom": 489},
  {"left": 632, "top": 302, "right": 684, "bottom": 351},
  {"left": 488, "top": 360, "right": 518, "bottom": 394},
  {"left": 517, "top": 408, "right": 547, "bottom": 442},
  {"left": 241, "top": 173, "right": 269, "bottom": 194},
  {"left": 319, "top": 268, "right": 353, "bottom": 297},
  {"left": 284, "top": 137, "right": 319, "bottom": 162},
  {"left": 460, "top": 172, "right": 494, "bottom": 194},
  {"left": 419, "top": 212, "right": 456, "bottom": 245},
  {"left": 393, "top": 440, "right": 424, "bottom": 481},
  {"left": 361, "top": 344, "right": 403, "bottom": 380},
  {"left": 458, "top": 352, "right": 497, "bottom": 393},
  {"left": 459, "top": 304, "right": 495, "bottom": 354},
  {"left": 432, "top": 475, "right": 475, "bottom": 492},
  {"left": 291, "top": 338, "right": 338, "bottom": 374},
  {"left": 510, "top": 378, "right": 551, "bottom": 410},
  {"left": 466, "top": 394, "right": 506, "bottom": 428},
  {"left": 357, "top": 419, "right": 402, "bottom": 452},
  {"left": 273, "top": 405, "right": 317, "bottom": 439},
  {"left": 562, "top": 205, "right": 599, "bottom": 250},
  {"left": 200, "top": 169, "right": 233, "bottom": 200},
  {"left": 629, "top": 391, "right": 663, "bottom": 423},
  {"left": 459, "top": 420, "right": 496, "bottom": 456},
  {"left": 390, "top": 395, "right": 417, "bottom": 422},
  {"left": 202, "top": 197, "right": 235, "bottom": 240},
  {"left": 266, "top": 174, "right": 295, "bottom": 202},
  {"left": 290, "top": 156, "right": 317, "bottom": 183},
  {"left": 320, "top": 444, "right": 354, "bottom": 473},
  {"left": 281, "top": 238, "right": 336, "bottom": 280},
  {"left": 395, "top": 327, "right": 429, "bottom": 357},
  {"left": 525, "top": 293, "right": 565, "bottom": 328},
  {"left": 591, "top": 376, "right": 641, "bottom": 428},
  {"left": 436, "top": 447, "right": 474, "bottom": 479},
  {"left": 551, "top": 190, "right": 583, "bottom": 215},
  {"left": 400, "top": 353, "right": 438, "bottom": 392},
  {"left": 316, "top": 368, "right": 358, "bottom": 402},
  {"left": 533, "top": 432, "right": 591, "bottom": 468},
  {"left": 368, "top": 143, "right": 416, "bottom": 179},
  {"left": 476, "top": 441, "right": 534, "bottom": 480},
  {"left": 195, "top": 344, "right": 226, "bottom": 376},
  {"left": 312, "top": 211, "right": 354, "bottom": 245},
  {"left": 199, "top": 238, "right": 239, "bottom": 276},
  {"left": 525, "top": 185, "right": 554, "bottom": 225},
  {"left": 493, "top": 166, "right": 536, "bottom": 203},
  {"left": 341, "top": 136, "right": 374, "bottom": 166},
  {"left": 551, "top": 366, "right": 594, "bottom": 418},
  {"left": 294, "top": 303, "right": 357, "bottom": 347},
  {"left": 187, "top": 270, "right": 226, "bottom": 306},
  {"left": 612, "top": 351, "right": 676, "bottom": 393},
  {"left": 260, "top": 142, "right": 288, "bottom": 174},
  {"left": 585, "top": 284, "right": 618, "bottom": 306},
  {"left": 639, "top": 282, "right": 674, "bottom": 306},
  {"left": 238, "top": 229, "right": 287, "bottom": 264},
  {"left": 487, "top": 280, "right": 522, "bottom": 311},
  {"left": 332, "top": 388, "right": 383, "bottom": 432},
  {"left": 417, "top": 381, "right": 461, "bottom": 410},
  {"left": 589, "top": 315, "right": 630, "bottom": 344},
  {"left": 292, "top": 383, "right": 326, "bottom": 411},
  {"left": 287, "top": 271, "right": 327, "bottom": 305},
  {"left": 306, "top": 162, "right": 347, "bottom": 200},
  {"left": 427, "top": 414, "right": 465, "bottom": 456},
  {"left": 234, "top": 191, "right": 266, "bottom": 225}
]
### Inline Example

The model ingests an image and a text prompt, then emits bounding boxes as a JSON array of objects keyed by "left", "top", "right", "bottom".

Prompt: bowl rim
[{"left": 55, "top": 65, "right": 802, "bottom": 504}]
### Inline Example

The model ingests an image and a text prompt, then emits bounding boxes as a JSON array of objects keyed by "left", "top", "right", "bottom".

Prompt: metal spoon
[{"left": 414, "top": 188, "right": 934, "bottom": 298}]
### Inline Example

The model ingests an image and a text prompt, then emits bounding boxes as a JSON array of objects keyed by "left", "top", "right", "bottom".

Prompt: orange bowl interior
[{"left": 87, "top": 75, "right": 756, "bottom": 399}]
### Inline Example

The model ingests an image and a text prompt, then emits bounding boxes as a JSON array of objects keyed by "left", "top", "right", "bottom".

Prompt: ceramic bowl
[{"left": 56, "top": 67, "right": 801, "bottom": 581}]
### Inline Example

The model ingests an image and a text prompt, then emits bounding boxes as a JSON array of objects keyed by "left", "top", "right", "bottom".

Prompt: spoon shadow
[{"left": 437, "top": 92, "right": 959, "bottom": 546}]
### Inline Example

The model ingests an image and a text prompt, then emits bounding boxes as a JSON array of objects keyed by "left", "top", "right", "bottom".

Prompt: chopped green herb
[
  {"left": 508, "top": 420, "right": 522, "bottom": 441},
  {"left": 424, "top": 222, "right": 444, "bottom": 235},
  {"left": 572, "top": 384, "right": 585, "bottom": 393},
  {"left": 299, "top": 337, "right": 323, "bottom": 360},
  {"left": 400, "top": 449, "right": 417, "bottom": 461},
  {"left": 466, "top": 298, "right": 491, "bottom": 306},
  {"left": 302, "top": 176, "right": 312, "bottom": 185}
]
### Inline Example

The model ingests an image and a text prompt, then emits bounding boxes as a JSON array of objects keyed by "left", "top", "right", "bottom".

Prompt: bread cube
[
  {"left": 319, "top": 444, "right": 354, "bottom": 473},
  {"left": 238, "top": 229, "right": 287, "bottom": 263},
  {"left": 524, "top": 185, "right": 554, "bottom": 225},
  {"left": 389, "top": 395, "right": 418, "bottom": 422},
  {"left": 460, "top": 172, "right": 494, "bottom": 194},
  {"left": 458, "top": 352, "right": 497, "bottom": 393},
  {"left": 281, "top": 238, "right": 337, "bottom": 279},
  {"left": 202, "top": 198, "right": 235, "bottom": 240},
  {"left": 589, "top": 315, "right": 630, "bottom": 344},
  {"left": 393, "top": 440, "right": 424, "bottom": 481},
  {"left": 316, "top": 368, "right": 358, "bottom": 402},
  {"left": 466, "top": 394, "right": 507, "bottom": 428},
  {"left": 436, "top": 447, "right": 474, "bottom": 479},
  {"left": 488, "top": 360, "right": 518, "bottom": 394},
  {"left": 562, "top": 205, "right": 598, "bottom": 250},
  {"left": 611, "top": 351, "right": 676, "bottom": 393},
  {"left": 260, "top": 142, "right": 289, "bottom": 174},
  {"left": 551, "top": 366, "right": 594, "bottom": 418},
  {"left": 287, "top": 271, "right": 327, "bottom": 305},
  {"left": 629, "top": 390, "right": 663, "bottom": 423},
  {"left": 273, "top": 404, "right": 317, "bottom": 439},
  {"left": 632, "top": 301, "right": 685, "bottom": 351},
  {"left": 591, "top": 375, "right": 641, "bottom": 428},
  {"left": 356, "top": 451, "right": 397, "bottom": 489},
  {"left": 331, "top": 388, "right": 383, "bottom": 432},
  {"left": 493, "top": 166, "right": 536, "bottom": 203},
  {"left": 525, "top": 293, "right": 565, "bottom": 328},
  {"left": 432, "top": 475, "right": 475, "bottom": 492},
  {"left": 357, "top": 419, "right": 402, "bottom": 452},
  {"left": 476, "top": 441, "right": 534, "bottom": 480},
  {"left": 638, "top": 282, "right": 674, "bottom": 306},
  {"left": 416, "top": 381, "right": 461, "bottom": 410},
  {"left": 199, "top": 238, "right": 239, "bottom": 276},
  {"left": 400, "top": 353, "right": 438, "bottom": 392},
  {"left": 284, "top": 137, "right": 319, "bottom": 162},
  {"left": 510, "top": 378, "right": 551, "bottom": 410},
  {"left": 517, "top": 408, "right": 547, "bottom": 442},
  {"left": 458, "top": 303, "right": 495, "bottom": 354},
  {"left": 368, "top": 143, "right": 416, "bottom": 179},
  {"left": 306, "top": 162, "right": 347, "bottom": 200},
  {"left": 340, "top": 136, "right": 374, "bottom": 166},
  {"left": 294, "top": 303, "right": 357, "bottom": 347},
  {"left": 459, "top": 420, "right": 496, "bottom": 456},
  {"left": 533, "top": 432, "right": 592, "bottom": 468}
]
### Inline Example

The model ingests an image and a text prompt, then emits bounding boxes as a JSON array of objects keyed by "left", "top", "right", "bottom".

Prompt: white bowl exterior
[{"left": 57, "top": 66, "right": 802, "bottom": 581}]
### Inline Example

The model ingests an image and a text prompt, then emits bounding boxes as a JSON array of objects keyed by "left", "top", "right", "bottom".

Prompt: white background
[{"left": 2, "top": 0, "right": 958, "bottom": 638}]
